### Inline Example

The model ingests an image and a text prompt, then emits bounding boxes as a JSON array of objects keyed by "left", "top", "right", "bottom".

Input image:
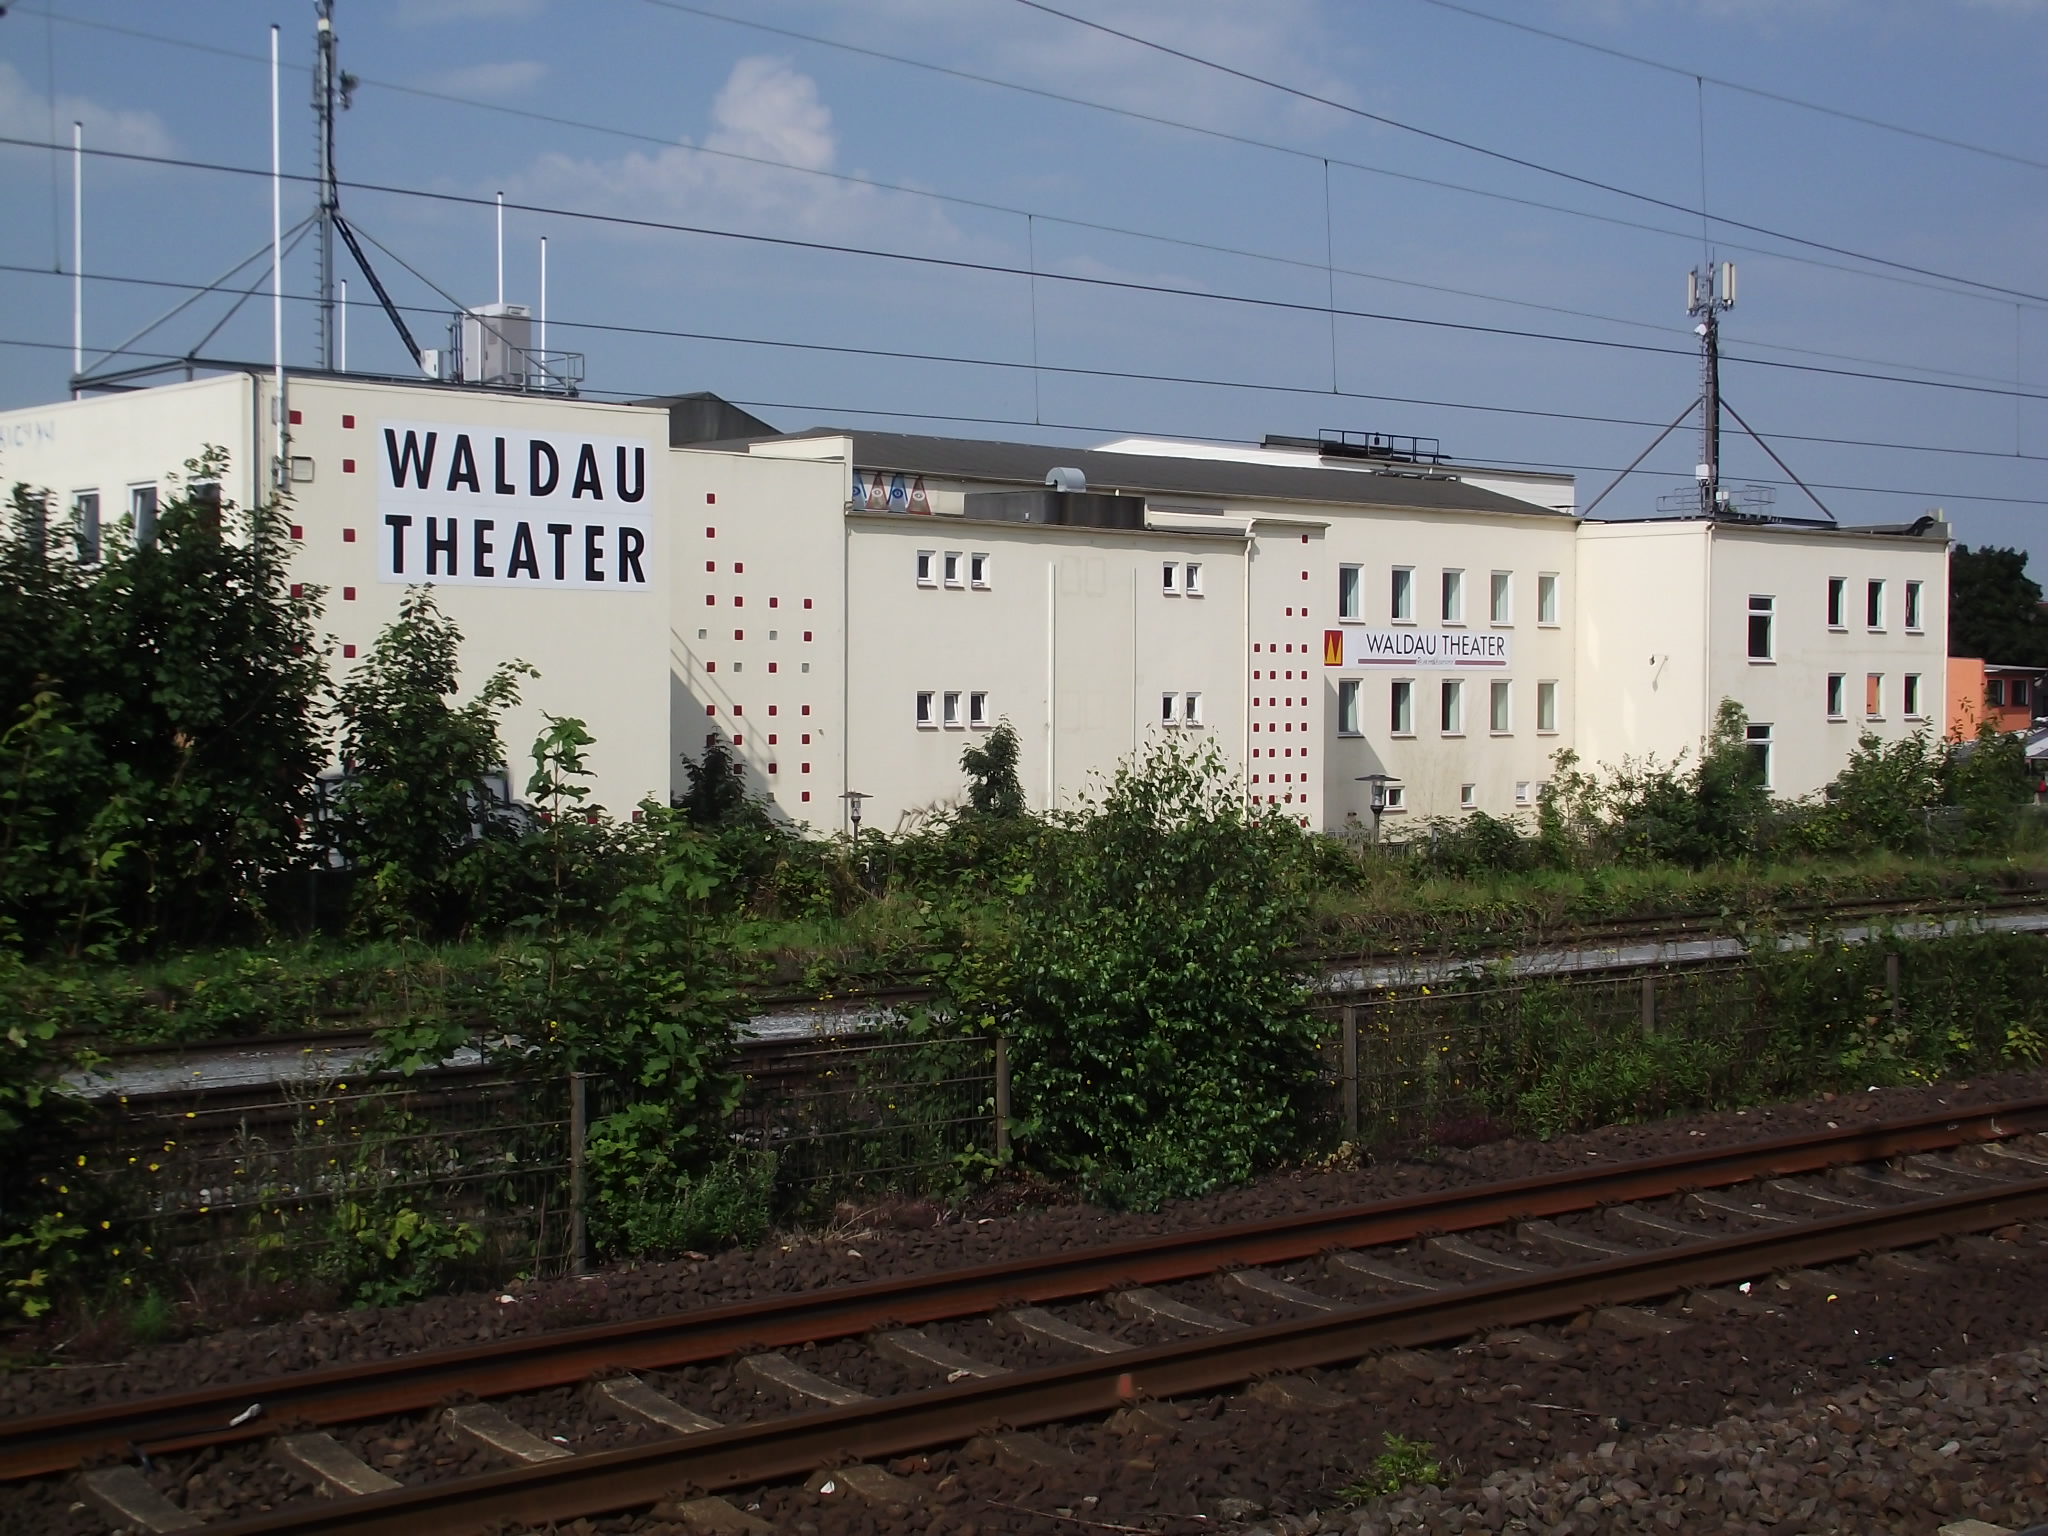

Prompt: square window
[
  {"left": 1459, "top": 783, "right": 1476, "bottom": 810},
  {"left": 1748, "top": 594, "right": 1774, "bottom": 660},
  {"left": 1537, "top": 680, "right": 1558, "bottom": 733},
  {"left": 1338, "top": 565, "right": 1361, "bottom": 620},
  {"left": 916, "top": 550, "right": 935, "bottom": 585},
  {"left": 1904, "top": 673, "right": 1923, "bottom": 717},
  {"left": 915, "top": 690, "right": 935, "bottom": 727},
  {"left": 1161, "top": 691, "right": 1180, "bottom": 725},
  {"left": 1391, "top": 679, "right": 1414, "bottom": 735},
  {"left": 1905, "top": 580, "right": 1924, "bottom": 631},
  {"left": 970, "top": 690, "right": 989, "bottom": 726},
  {"left": 1515, "top": 781, "right": 1532, "bottom": 805},
  {"left": 1386, "top": 785, "right": 1406, "bottom": 811},
  {"left": 1827, "top": 577, "right": 1847, "bottom": 629},
  {"left": 1866, "top": 579, "right": 1885, "bottom": 630},
  {"left": 1490, "top": 571, "right": 1511, "bottom": 624},
  {"left": 1441, "top": 568, "right": 1464, "bottom": 623},
  {"left": 1537, "top": 573, "right": 1558, "bottom": 626},
  {"left": 943, "top": 551, "right": 963, "bottom": 587},
  {"left": 1866, "top": 673, "right": 1883, "bottom": 719},
  {"left": 1490, "top": 678, "right": 1511, "bottom": 733},
  {"left": 1337, "top": 679, "right": 1361, "bottom": 735},
  {"left": 1162, "top": 562, "right": 1180, "bottom": 595},
  {"left": 1183, "top": 691, "right": 1203, "bottom": 727},
  {"left": 1185, "top": 562, "right": 1203, "bottom": 596},
  {"left": 1827, "top": 673, "right": 1845, "bottom": 719},
  {"left": 1441, "top": 677, "right": 1463, "bottom": 734},
  {"left": 1391, "top": 567, "right": 1414, "bottom": 622},
  {"left": 943, "top": 689, "right": 962, "bottom": 727},
  {"left": 970, "top": 552, "right": 990, "bottom": 588}
]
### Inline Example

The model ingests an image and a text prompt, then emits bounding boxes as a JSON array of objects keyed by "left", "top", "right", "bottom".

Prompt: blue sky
[{"left": 2, "top": 0, "right": 2043, "bottom": 560}]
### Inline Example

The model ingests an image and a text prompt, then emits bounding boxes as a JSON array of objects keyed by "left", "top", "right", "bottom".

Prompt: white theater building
[{"left": 0, "top": 367, "right": 1951, "bottom": 834}]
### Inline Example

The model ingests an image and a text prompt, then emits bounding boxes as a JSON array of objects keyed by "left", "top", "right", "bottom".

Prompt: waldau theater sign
[
  {"left": 377, "top": 421, "right": 653, "bottom": 591},
  {"left": 1323, "top": 628, "right": 1510, "bottom": 668}
]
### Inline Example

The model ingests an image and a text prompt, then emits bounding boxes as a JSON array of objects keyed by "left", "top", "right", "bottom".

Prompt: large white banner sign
[
  {"left": 376, "top": 420, "right": 652, "bottom": 591},
  {"left": 1322, "top": 627, "right": 1509, "bottom": 669}
]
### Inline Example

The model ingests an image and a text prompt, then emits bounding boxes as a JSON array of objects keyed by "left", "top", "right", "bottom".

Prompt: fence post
[
  {"left": 1886, "top": 950, "right": 1901, "bottom": 1028},
  {"left": 568, "top": 1071, "right": 588, "bottom": 1276},
  {"left": 1640, "top": 974, "right": 1656, "bottom": 1037},
  {"left": 993, "top": 1036, "right": 1011, "bottom": 1161},
  {"left": 1342, "top": 1005, "right": 1359, "bottom": 1143}
]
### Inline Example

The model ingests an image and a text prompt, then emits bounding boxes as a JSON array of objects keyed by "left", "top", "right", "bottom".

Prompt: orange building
[{"left": 1947, "top": 657, "right": 2043, "bottom": 739}]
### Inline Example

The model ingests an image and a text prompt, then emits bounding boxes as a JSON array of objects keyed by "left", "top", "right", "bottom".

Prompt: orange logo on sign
[{"left": 1323, "top": 629, "right": 1344, "bottom": 666}]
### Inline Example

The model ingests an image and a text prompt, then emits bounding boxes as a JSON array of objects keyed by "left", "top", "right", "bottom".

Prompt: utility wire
[
  {"left": 1004, "top": 0, "right": 2048, "bottom": 305},
  {"left": 16, "top": 260, "right": 2048, "bottom": 472},
  {"left": 1414, "top": 0, "right": 2048, "bottom": 176},
  {"left": 12, "top": 133, "right": 2048, "bottom": 407}
]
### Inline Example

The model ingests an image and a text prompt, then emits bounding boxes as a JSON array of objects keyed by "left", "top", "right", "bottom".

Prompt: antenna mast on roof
[{"left": 1685, "top": 259, "right": 1735, "bottom": 514}]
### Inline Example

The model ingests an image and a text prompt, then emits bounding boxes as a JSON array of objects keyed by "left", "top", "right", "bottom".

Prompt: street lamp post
[
  {"left": 1355, "top": 774, "right": 1394, "bottom": 846},
  {"left": 840, "top": 789, "right": 870, "bottom": 842}
]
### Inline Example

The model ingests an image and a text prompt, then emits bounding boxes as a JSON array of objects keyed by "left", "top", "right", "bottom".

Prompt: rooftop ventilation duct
[{"left": 1045, "top": 466, "right": 1087, "bottom": 492}]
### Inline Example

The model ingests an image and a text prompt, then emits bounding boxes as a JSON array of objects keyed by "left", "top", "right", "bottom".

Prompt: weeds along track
[{"left": 16, "top": 1096, "right": 2048, "bottom": 1535}]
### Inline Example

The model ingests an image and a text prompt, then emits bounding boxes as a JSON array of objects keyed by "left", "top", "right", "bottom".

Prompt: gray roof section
[{"left": 724, "top": 428, "right": 1564, "bottom": 519}]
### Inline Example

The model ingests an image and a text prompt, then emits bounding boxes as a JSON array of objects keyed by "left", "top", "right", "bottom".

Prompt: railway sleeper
[
  {"left": 1325, "top": 1249, "right": 1445, "bottom": 1291},
  {"left": 1111, "top": 1287, "right": 1243, "bottom": 1333},
  {"left": 873, "top": 1328, "right": 1009, "bottom": 1380},
  {"left": 999, "top": 1306, "right": 1133, "bottom": 1355},
  {"left": 806, "top": 1462, "right": 920, "bottom": 1504},
  {"left": 76, "top": 1466, "right": 204, "bottom": 1535},
  {"left": 737, "top": 1352, "right": 871, "bottom": 1407},
  {"left": 442, "top": 1402, "right": 574, "bottom": 1465},
  {"left": 1221, "top": 1267, "right": 1351, "bottom": 1313},
  {"left": 591, "top": 1374, "right": 723, "bottom": 1436},
  {"left": 651, "top": 1494, "right": 774, "bottom": 1535},
  {"left": 271, "top": 1430, "right": 401, "bottom": 1497}
]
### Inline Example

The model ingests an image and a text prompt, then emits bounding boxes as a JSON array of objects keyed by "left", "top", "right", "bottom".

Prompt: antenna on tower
[{"left": 1685, "top": 259, "right": 1735, "bottom": 515}]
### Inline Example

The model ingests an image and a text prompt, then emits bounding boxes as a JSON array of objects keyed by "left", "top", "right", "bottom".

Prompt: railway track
[{"left": 23, "top": 1094, "right": 2048, "bottom": 1536}]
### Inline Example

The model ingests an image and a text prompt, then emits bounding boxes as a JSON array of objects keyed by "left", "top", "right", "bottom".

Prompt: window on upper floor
[
  {"left": 915, "top": 690, "right": 935, "bottom": 726},
  {"left": 1905, "top": 580, "right": 1924, "bottom": 632},
  {"left": 970, "top": 552, "right": 991, "bottom": 588},
  {"left": 1490, "top": 571, "right": 1512, "bottom": 624},
  {"left": 1490, "top": 678, "right": 1511, "bottom": 733},
  {"left": 1748, "top": 594, "right": 1774, "bottom": 660},
  {"left": 1338, "top": 564, "right": 1361, "bottom": 621},
  {"left": 1441, "top": 569, "right": 1464, "bottom": 624},
  {"left": 1826, "top": 673, "right": 1846, "bottom": 720},
  {"left": 1537, "top": 572, "right": 1558, "bottom": 626},
  {"left": 1185, "top": 562, "right": 1204, "bottom": 596},
  {"left": 1827, "top": 577, "right": 1847, "bottom": 630},
  {"left": 915, "top": 550, "right": 935, "bottom": 586},
  {"left": 1391, "top": 679, "right": 1414, "bottom": 735},
  {"left": 1337, "top": 679, "right": 1361, "bottom": 735},
  {"left": 1904, "top": 673, "right": 1923, "bottom": 718},
  {"left": 1441, "top": 677, "right": 1464, "bottom": 734},
  {"left": 1537, "top": 680, "right": 1558, "bottom": 733},
  {"left": 1391, "top": 566, "right": 1414, "bottom": 622},
  {"left": 1162, "top": 561, "right": 1180, "bottom": 595},
  {"left": 969, "top": 690, "right": 990, "bottom": 727},
  {"left": 1867, "top": 579, "right": 1886, "bottom": 630}
]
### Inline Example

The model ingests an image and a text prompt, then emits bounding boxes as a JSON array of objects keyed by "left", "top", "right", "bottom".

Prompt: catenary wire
[
  {"left": 10, "top": 133, "right": 2048, "bottom": 408},
  {"left": 1003, "top": 0, "right": 2048, "bottom": 304},
  {"left": 1413, "top": 0, "right": 2048, "bottom": 175},
  {"left": 19, "top": 1, "right": 2041, "bottom": 326},
  {"left": 14, "top": 259, "right": 2045, "bottom": 469}
]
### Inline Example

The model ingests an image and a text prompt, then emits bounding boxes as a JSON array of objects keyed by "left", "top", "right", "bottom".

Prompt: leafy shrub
[
  {"left": 1340, "top": 1434, "right": 1445, "bottom": 1501},
  {"left": 585, "top": 1102, "right": 773, "bottom": 1258},
  {"left": 332, "top": 1201, "right": 483, "bottom": 1308}
]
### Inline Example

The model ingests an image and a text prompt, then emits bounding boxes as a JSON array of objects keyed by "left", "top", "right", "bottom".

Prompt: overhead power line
[
  {"left": 1004, "top": 0, "right": 2047, "bottom": 305},
  {"left": 12, "top": 133, "right": 2048, "bottom": 408},
  {"left": 1414, "top": 0, "right": 2048, "bottom": 175}
]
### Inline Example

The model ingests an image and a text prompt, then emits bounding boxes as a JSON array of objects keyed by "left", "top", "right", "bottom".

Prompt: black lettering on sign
[
  {"left": 547, "top": 524, "right": 572, "bottom": 582},
  {"left": 385, "top": 513, "right": 413, "bottom": 573},
  {"left": 584, "top": 525, "right": 605, "bottom": 582},
  {"left": 572, "top": 444, "right": 603, "bottom": 500},
  {"left": 427, "top": 517, "right": 458, "bottom": 576},
  {"left": 446, "top": 434, "right": 480, "bottom": 493},
  {"left": 530, "top": 439, "right": 559, "bottom": 496},
  {"left": 474, "top": 519, "right": 496, "bottom": 579},
  {"left": 616, "top": 446, "right": 645, "bottom": 503},
  {"left": 385, "top": 429, "right": 437, "bottom": 488},
  {"left": 619, "top": 526, "right": 647, "bottom": 583},
  {"left": 507, "top": 522, "right": 538, "bottom": 579},
  {"left": 493, "top": 438, "right": 515, "bottom": 496}
]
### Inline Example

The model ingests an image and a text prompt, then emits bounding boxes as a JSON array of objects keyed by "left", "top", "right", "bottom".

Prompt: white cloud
[
  {"left": 392, "top": 0, "right": 543, "bottom": 26},
  {"left": 0, "top": 59, "right": 174, "bottom": 158},
  {"left": 419, "top": 61, "right": 548, "bottom": 98},
  {"left": 708, "top": 56, "right": 835, "bottom": 172}
]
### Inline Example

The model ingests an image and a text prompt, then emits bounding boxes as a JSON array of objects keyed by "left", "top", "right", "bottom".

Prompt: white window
[
  {"left": 969, "top": 690, "right": 990, "bottom": 726},
  {"left": 970, "top": 552, "right": 991, "bottom": 588},
  {"left": 916, "top": 550, "right": 936, "bottom": 586},
  {"left": 74, "top": 490, "right": 101, "bottom": 563},
  {"left": 1459, "top": 782, "right": 1477, "bottom": 810},
  {"left": 1827, "top": 577, "right": 1847, "bottom": 630},
  {"left": 1441, "top": 568, "right": 1464, "bottom": 624},
  {"left": 1183, "top": 691, "right": 1203, "bottom": 726},
  {"left": 1490, "top": 678, "right": 1511, "bottom": 733},
  {"left": 1338, "top": 564, "right": 1361, "bottom": 620},
  {"left": 1866, "top": 579, "right": 1886, "bottom": 631},
  {"left": 1337, "top": 679, "right": 1361, "bottom": 735},
  {"left": 1162, "top": 562, "right": 1180, "bottom": 595},
  {"left": 1905, "top": 580, "right": 1924, "bottom": 632},
  {"left": 1536, "top": 680, "right": 1558, "bottom": 734},
  {"left": 1515, "top": 781, "right": 1532, "bottom": 805},
  {"left": 1161, "top": 691, "right": 1180, "bottom": 724},
  {"left": 1391, "top": 679, "right": 1414, "bottom": 735},
  {"left": 915, "top": 690, "right": 935, "bottom": 727},
  {"left": 1537, "top": 572, "right": 1558, "bottom": 626},
  {"left": 1441, "top": 677, "right": 1463, "bottom": 735},
  {"left": 1746, "top": 722, "right": 1773, "bottom": 788},
  {"left": 1490, "top": 571, "right": 1512, "bottom": 625},
  {"left": 1184, "top": 562, "right": 1203, "bottom": 596},
  {"left": 1391, "top": 567, "right": 1415, "bottom": 622},
  {"left": 943, "top": 551, "right": 963, "bottom": 587},
  {"left": 1866, "top": 673, "right": 1884, "bottom": 720},
  {"left": 1826, "top": 673, "right": 1846, "bottom": 720},
  {"left": 1904, "top": 673, "right": 1923, "bottom": 718},
  {"left": 130, "top": 484, "right": 159, "bottom": 546},
  {"left": 1385, "top": 785, "right": 1406, "bottom": 811},
  {"left": 943, "top": 689, "right": 962, "bottom": 727},
  {"left": 1748, "top": 594, "right": 1774, "bottom": 661}
]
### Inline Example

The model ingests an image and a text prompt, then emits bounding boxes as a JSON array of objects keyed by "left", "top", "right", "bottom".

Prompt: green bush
[{"left": 585, "top": 1103, "right": 772, "bottom": 1258}]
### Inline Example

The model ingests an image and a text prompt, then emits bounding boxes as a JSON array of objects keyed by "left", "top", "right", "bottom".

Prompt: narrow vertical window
[
  {"left": 942, "top": 689, "right": 962, "bottom": 726},
  {"left": 915, "top": 550, "right": 935, "bottom": 585},
  {"left": 1337, "top": 679, "right": 1361, "bottom": 735},
  {"left": 1866, "top": 579, "right": 1885, "bottom": 630},
  {"left": 1748, "top": 594, "right": 1774, "bottom": 660},
  {"left": 1746, "top": 723, "right": 1773, "bottom": 788},
  {"left": 1391, "top": 679, "right": 1413, "bottom": 734},
  {"left": 75, "top": 491, "right": 101, "bottom": 563},
  {"left": 1905, "top": 580, "right": 1923, "bottom": 631},
  {"left": 1162, "top": 562, "right": 1180, "bottom": 595},
  {"left": 1827, "top": 577, "right": 1846, "bottom": 629},
  {"left": 1826, "top": 673, "right": 1845, "bottom": 719},
  {"left": 1490, "top": 571, "right": 1511, "bottom": 624},
  {"left": 915, "top": 690, "right": 935, "bottom": 726},
  {"left": 969, "top": 690, "right": 989, "bottom": 726},
  {"left": 1184, "top": 562, "right": 1203, "bottom": 596},
  {"left": 1161, "top": 691, "right": 1179, "bottom": 724},
  {"left": 1537, "top": 572, "right": 1558, "bottom": 626},
  {"left": 1490, "top": 679, "right": 1511, "bottom": 733},
  {"left": 130, "top": 485, "right": 159, "bottom": 547},
  {"left": 1183, "top": 691, "right": 1203, "bottom": 726},
  {"left": 970, "top": 553, "right": 991, "bottom": 588},
  {"left": 1390, "top": 567, "right": 1414, "bottom": 621},
  {"left": 1903, "top": 673, "right": 1922, "bottom": 717},
  {"left": 943, "top": 551, "right": 963, "bottom": 587},
  {"left": 1866, "top": 673, "right": 1883, "bottom": 718},
  {"left": 1536, "top": 680, "right": 1558, "bottom": 733},
  {"left": 1338, "top": 564, "right": 1361, "bottom": 620},
  {"left": 1441, "top": 677, "right": 1463, "bottom": 734},
  {"left": 1441, "top": 569, "right": 1464, "bottom": 623}
]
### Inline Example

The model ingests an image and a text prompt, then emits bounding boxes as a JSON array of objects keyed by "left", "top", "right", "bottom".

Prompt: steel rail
[
  {"left": 5, "top": 1095, "right": 2044, "bottom": 1481},
  {"left": 206, "top": 1174, "right": 2048, "bottom": 1536}
]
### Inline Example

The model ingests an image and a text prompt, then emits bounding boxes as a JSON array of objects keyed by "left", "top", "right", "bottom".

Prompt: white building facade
[{"left": 0, "top": 369, "right": 1949, "bottom": 833}]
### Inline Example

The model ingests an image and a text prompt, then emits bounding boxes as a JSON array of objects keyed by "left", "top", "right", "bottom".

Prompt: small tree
[
  {"left": 961, "top": 720, "right": 1026, "bottom": 818},
  {"left": 331, "top": 590, "right": 532, "bottom": 936},
  {"left": 676, "top": 737, "right": 748, "bottom": 826}
]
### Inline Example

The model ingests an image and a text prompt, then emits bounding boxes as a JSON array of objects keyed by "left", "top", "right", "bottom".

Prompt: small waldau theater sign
[
  {"left": 1324, "top": 628, "right": 1510, "bottom": 668},
  {"left": 377, "top": 420, "right": 653, "bottom": 591}
]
